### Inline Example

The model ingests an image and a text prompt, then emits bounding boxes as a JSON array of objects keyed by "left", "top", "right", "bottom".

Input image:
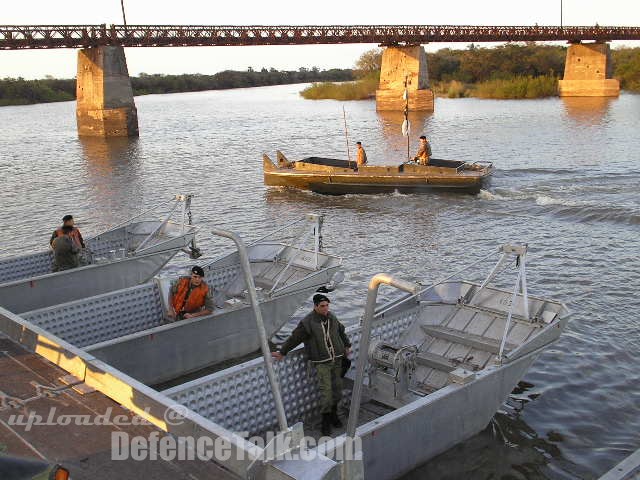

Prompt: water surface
[{"left": 1, "top": 85, "right": 639, "bottom": 479}]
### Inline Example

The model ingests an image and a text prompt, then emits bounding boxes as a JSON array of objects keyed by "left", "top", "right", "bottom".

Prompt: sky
[{"left": 2, "top": 0, "right": 639, "bottom": 79}]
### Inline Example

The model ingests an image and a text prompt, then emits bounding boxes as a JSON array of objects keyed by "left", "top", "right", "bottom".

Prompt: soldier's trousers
[{"left": 315, "top": 358, "right": 343, "bottom": 414}]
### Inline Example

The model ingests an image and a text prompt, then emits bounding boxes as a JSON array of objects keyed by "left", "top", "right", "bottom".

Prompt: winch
[{"left": 365, "top": 339, "right": 420, "bottom": 408}]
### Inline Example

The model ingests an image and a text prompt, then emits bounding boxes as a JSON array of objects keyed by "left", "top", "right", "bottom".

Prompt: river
[{"left": 1, "top": 84, "right": 639, "bottom": 479}]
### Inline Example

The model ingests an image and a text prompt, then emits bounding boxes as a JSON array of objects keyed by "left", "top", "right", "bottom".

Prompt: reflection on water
[
  {"left": 79, "top": 136, "right": 140, "bottom": 170},
  {"left": 561, "top": 97, "right": 615, "bottom": 125},
  {"left": 377, "top": 109, "right": 433, "bottom": 161},
  {"left": 79, "top": 137, "right": 144, "bottom": 224}
]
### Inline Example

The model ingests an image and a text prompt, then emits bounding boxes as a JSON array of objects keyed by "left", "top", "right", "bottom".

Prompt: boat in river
[
  {"left": 0, "top": 240, "right": 568, "bottom": 480},
  {"left": 0, "top": 195, "right": 200, "bottom": 313},
  {"left": 264, "top": 150, "right": 493, "bottom": 194},
  {"left": 15, "top": 214, "right": 342, "bottom": 385},
  {"left": 160, "top": 243, "right": 569, "bottom": 479}
]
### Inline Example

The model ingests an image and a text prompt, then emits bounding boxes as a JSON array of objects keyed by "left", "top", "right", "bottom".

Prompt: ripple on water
[{"left": 2, "top": 87, "right": 640, "bottom": 479}]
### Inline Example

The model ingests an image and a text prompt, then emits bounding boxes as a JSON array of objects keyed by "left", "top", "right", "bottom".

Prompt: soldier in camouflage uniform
[{"left": 272, "top": 294, "right": 351, "bottom": 435}]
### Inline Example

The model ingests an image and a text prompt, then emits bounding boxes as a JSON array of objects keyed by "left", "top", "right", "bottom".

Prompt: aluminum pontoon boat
[
  {"left": 264, "top": 151, "right": 493, "bottom": 195},
  {"left": 14, "top": 214, "right": 342, "bottom": 385},
  {"left": 0, "top": 243, "right": 568, "bottom": 480},
  {"left": 0, "top": 195, "right": 200, "bottom": 313}
]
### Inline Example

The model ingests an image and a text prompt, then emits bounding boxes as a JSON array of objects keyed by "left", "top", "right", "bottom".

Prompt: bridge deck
[{"left": 2, "top": 25, "right": 640, "bottom": 49}]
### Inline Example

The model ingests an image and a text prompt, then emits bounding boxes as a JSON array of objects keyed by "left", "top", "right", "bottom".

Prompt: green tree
[{"left": 355, "top": 49, "right": 382, "bottom": 79}]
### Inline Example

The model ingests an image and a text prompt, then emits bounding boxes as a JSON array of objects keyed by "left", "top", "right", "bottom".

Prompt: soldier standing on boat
[
  {"left": 413, "top": 135, "right": 432, "bottom": 165},
  {"left": 51, "top": 225, "right": 80, "bottom": 272},
  {"left": 356, "top": 141, "right": 368, "bottom": 167},
  {"left": 168, "top": 266, "right": 214, "bottom": 320},
  {"left": 50, "top": 214, "right": 85, "bottom": 250},
  {"left": 272, "top": 293, "right": 352, "bottom": 436}
]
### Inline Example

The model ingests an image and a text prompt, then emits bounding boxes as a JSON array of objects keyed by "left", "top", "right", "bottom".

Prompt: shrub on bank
[
  {"left": 0, "top": 77, "right": 75, "bottom": 106},
  {"left": 472, "top": 75, "right": 559, "bottom": 99},
  {"left": 613, "top": 47, "right": 640, "bottom": 92},
  {"left": 300, "top": 76, "right": 378, "bottom": 100}
]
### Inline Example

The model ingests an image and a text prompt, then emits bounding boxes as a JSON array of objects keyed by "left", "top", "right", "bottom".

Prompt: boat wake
[{"left": 478, "top": 189, "right": 640, "bottom": 227}]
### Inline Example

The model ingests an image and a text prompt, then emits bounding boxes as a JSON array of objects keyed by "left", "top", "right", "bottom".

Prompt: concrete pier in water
[
  {"left": 376, "top": 45, "right": 434, "bottom": 111},
  {"left": 76, "top": 46, "right": 139, "bottom": 137},
  {"left": 559, "top": 42, "right": 620, "bottom": 97}
]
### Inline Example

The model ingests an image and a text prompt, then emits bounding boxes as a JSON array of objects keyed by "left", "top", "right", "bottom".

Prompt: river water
[{"left": 1, "top": 85, "right": 639, "bottom": 479}]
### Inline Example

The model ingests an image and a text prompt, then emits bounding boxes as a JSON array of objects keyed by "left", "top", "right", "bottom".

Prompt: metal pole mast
[{"left": 120, "top": 0, "right": 128, "bottom": 28}]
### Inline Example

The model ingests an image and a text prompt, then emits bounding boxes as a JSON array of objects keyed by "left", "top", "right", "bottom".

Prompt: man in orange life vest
[
  {"left": 168, "top": 266, "right": 214, "bottom": 320},
  {"left": 50, "top": 215, "right": 85, "bottom": 250}
]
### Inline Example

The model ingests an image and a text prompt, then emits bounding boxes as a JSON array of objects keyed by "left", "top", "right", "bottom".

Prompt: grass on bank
[
  {"left": 303, "top": 74, "right": 560, "bottom": 101},
  {"left": 300, "top": 76, "right": 378, "bottom": 100},
  {"left": 473, "top": 75, "right": 559, "bottom": 98},
  {"left": 432, "top": 74, "right": 559, "bottom": 99}
]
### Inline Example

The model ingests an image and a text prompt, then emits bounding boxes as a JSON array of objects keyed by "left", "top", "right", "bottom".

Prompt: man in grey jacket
[{"left": 272, "top": 294, "right": 351, "bottom": 435}]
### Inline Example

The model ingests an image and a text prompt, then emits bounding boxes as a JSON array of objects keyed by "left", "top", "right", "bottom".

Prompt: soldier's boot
[
  {"left": 329, "top": 405, "right": 343, "bottom": 428},
  {"left": 321, "top": 413, "right": 332, "bottom": 436}
]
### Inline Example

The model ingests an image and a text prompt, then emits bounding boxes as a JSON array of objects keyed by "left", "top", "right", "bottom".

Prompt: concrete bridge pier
[
  {"left": 558, "top": 42, "right": 620, "bottom": 97},
  {"left": 76, "top": 46, "right": 139, "bottom": 137},
  {"left": 376, "top": 45, "right": 434, "bottom": 111}
]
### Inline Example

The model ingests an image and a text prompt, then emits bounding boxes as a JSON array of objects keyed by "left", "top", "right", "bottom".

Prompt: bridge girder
[{"left": 1, "top": 25, "right": 640, "bottom": 50}]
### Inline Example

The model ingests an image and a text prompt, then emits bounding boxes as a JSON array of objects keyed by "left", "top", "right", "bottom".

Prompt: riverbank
[
  {"left": 299, "top": 76, "right": 378, "bottom": 100},
  {"left": 300, "top": 74, "right": 561, "bottom": 100},
  {"left": 299, "top": 44, "right": 640, "bottom": 100},
  {"left": 0, "top": 68, "right": 353, "bottom": 106}
]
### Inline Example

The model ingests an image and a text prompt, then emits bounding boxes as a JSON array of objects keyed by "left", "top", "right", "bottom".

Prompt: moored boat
[
  {"left": 0, "top": 242, "right": 568, "bottom": 480},
  {"left": 16, "top": 214, "right": 342, "bottom": 385},
  {"left": 0, "top": 195, "right": 200, "bottom": 313},
  {"left": 264, "top": 150, "right": 493, "bottom": 194}
]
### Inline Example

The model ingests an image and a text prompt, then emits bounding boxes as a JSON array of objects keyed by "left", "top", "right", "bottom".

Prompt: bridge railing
[{"left": 2, "top": 25, "right": 640, "bottom": 49}]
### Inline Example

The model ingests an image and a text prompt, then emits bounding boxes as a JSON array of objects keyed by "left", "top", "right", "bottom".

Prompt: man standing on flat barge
[{"left": 356, "top": 141, "right": 368, "bottom": 168}]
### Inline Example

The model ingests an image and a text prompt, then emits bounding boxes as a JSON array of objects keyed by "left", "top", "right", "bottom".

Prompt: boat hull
[
  {"left": 85, "top": 286, "right": 330, "bottom": 386},
  {"left": 264, "top": 154, "right": 492, "bottom": 195},
  {"left": 353, "top": 349, "right": 541, "bottom": 479},
  {"left": 0, "top": 248, "right": 183, "bottom": 314}
]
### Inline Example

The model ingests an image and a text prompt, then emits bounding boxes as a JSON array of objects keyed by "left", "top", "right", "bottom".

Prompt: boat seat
[
  {"left": 414, "top": 351, "right": 456, "bottom": 373},
  {"left": 421, "top": 325, "right": 516, "bottom": 354}
]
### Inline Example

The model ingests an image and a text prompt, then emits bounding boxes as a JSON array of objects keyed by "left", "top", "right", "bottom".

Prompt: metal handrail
[
  {"left": 211, "top": 228, "right": 289, "bottom": 433},
  {"left": 373, "top": 248, "right": 496, "bottom": 318},
  {"left": 93, "top": 196, "right": 177, "bottom": 236},
  {"left": 133, "top": 201, "right": 180, "bottom": 253},
  {"left": 268, "top": 227, "right": 314, "bottom": 295},
  {"left": 497, "top": 266, "right": 523, "bottom": 362},
  {"left": 346, "top": 274, "right": 419, "bottom": 439},
  {"left": 248, "top": 217, "right": 307, "bottom": 246}
]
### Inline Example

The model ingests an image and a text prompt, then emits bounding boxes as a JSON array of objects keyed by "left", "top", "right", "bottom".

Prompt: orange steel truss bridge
[{"left": 1, "top": 25, "right": 640, "bottom": 50}]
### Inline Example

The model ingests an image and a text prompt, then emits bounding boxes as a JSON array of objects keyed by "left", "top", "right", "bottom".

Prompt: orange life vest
[
  {"left": 172, "top": 277, "right": 209, "bottom": 314},
  {"left": 54, "top": 227, "right": 83, "bottom": 249}
]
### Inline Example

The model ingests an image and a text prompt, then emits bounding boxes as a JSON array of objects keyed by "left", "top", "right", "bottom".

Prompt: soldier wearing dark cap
[
  {"left": 272, "top": 293, "right": 352, "bottom": 435},
  {"left": 413, "top": 135, "right": 432, "bottom": 165},
  {"left": 51, "top": 225, "right": 80, "bottom": 272},
  {"left": 168, "top": 266, "right": 214, "bottom": 320},
  {"left": 50, "top": 214, "right": 85, "bottom": 250}
]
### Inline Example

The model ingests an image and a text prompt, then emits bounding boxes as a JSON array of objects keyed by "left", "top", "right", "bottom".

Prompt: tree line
[
  {"left": 0, "top": 67, "right": 353, "bottom": 106},
  {"left": 303, "top": 44, "right": 640, "bottom": 100},
  {"left": 2, "top": 44, "right": 639, "bottom": 106},
  {"left": 428, "top": 43, "right": 640, "bottom": 91}
]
